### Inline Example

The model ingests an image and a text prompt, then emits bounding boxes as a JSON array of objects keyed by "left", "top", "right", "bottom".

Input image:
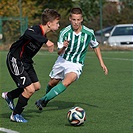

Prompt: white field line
[
  {"left": 0, "top": 127, "right": 19, "bottom": 133},
  {"left": 37, "top": 52, "right": 133, "bottom": 61},
  {"left": 87, "top": 56, "right": 133, "bottom": 61}
]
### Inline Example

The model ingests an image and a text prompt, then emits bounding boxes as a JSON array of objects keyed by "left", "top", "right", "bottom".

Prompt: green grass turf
[{"left": 0, "top": 50, "right": 132, "bottom": 133}]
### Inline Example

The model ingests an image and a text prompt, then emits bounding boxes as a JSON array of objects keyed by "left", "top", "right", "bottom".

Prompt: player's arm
[
  {"left": 93, "top": 46, "right": 108, "bottom": 75},
  {"left": 57, "top": 40, "right": 69, "bottom": 55},
  {"left": 57, "top": 30, "right": 70, "bottom": 55},
  {"left": 46, "top": 40, "right": 54, "bottom": 52},
  {"left": 90, "top": 30, "right": 108, "bottom": 75}
]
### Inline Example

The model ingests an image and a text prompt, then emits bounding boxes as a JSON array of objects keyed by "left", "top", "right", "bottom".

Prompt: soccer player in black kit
[{"left": 2, "top": 8, "right": 60, "bottom": 123}]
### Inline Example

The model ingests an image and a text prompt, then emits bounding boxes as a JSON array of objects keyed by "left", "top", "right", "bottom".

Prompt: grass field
[{"left": 0, "top": 50, "right": 132, "bottom": 133}]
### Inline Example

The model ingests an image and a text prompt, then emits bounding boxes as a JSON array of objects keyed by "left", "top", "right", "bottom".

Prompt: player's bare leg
[{"left": 62, "top": 72, "right": 77, "bottom": 87}]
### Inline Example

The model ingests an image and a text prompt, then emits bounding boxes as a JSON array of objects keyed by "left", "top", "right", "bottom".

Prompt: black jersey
[{"left": 9, "top": 25, "right": 48, "bottom": 63}]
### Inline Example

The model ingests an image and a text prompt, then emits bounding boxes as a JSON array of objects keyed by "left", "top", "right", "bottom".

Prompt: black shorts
[{"left": 6, "top": 52, "right": 39, "bottom": 88}]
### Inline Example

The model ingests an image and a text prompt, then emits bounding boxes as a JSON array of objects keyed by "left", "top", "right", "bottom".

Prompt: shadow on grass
[
  {"left": 0, "top": 112, "right": 10, "bottom": 119},
  {"left": 0, "top": 100, "right": 99, "bottom": 119},
  {"left": 47, "top": 100, "right": 99, "bottom": 110},
  {"left": 25, "top": 100, "right": 99, "bottom": 114}
]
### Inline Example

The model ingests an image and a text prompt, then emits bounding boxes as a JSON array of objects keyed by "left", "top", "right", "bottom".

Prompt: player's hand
[
  {"left": 101, "top": 64, "right": 108, "bottom": 75},
  {"left": 46, "top": 40, "right": 54, "bottom": 52},
  {"left": 63, "top": 40, "right": 69, "bottom": 48},
  {"left": 57, "top": 40, "right": 69, "bottom": 55}
]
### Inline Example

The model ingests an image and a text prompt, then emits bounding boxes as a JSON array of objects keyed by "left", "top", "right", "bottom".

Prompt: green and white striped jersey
[{"left": 57, "top": 25, "right": 99, "bottom": 65}]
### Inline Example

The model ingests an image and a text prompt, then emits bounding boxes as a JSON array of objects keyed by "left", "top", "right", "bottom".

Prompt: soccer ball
[{"left": 67, "top": 106, "right": 86, "bottom": 126}]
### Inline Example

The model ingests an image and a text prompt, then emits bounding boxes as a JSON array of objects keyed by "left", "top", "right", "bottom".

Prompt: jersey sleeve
[
  {"left": 24, "top": 27, "right": 48, "bottom": 44},
  {"left": 89, "top": 30, "right": 99, "bottom": 48},
  {"left": 57, "top": 30, "right": 64, "bottom": 49}
]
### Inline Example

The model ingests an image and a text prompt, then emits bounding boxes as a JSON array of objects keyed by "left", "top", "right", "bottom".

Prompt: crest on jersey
[{"left": 80, "top": 36, "right": 84, "bottom": 43}]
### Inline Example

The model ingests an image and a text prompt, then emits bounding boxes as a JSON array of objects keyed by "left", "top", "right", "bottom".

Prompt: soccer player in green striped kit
[{"left": 35, "top": 7, "right": 108, "bottom": 110}]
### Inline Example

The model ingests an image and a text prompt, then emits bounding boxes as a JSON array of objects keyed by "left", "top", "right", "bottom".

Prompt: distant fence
[{"left": 0, "top": 17, "right": 28, "bottom": 44}]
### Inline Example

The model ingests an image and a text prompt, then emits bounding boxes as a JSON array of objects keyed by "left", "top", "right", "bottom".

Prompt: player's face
[
  {"left": 49, "top": 19, "right": 60, "bottom": 31},
  {"left": 69, "top": 14, "right": 83, "bottom": 31}
]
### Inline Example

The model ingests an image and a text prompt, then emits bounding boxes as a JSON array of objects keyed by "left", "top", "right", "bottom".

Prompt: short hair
[
  {"left": 70, "top": 7, "right": 83, "bottom": 17},
  {"left": 42, "top": 8, "right": 61, "bottom": 25}
]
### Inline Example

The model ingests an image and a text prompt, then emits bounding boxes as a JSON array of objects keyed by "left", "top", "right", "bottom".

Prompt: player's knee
[
  {"left": 34, "top": 82, "right": 41, "bottom": 91},
  {"left": 35, "top": 84, "right": 41, "bottom": 91},
  {"left": 28, "top": 89, "right": 35, "bottom": 96},
  {"left": 24, "top": 87, "right": 35, "bottom": 97}
]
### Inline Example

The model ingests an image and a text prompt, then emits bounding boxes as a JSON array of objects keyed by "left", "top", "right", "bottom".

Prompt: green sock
[
  {"left": 46, "top": 85, "right": 52, "bottom": 94},
  {"left": 41, "top": 82, "right": 66, "bottom": 101}
]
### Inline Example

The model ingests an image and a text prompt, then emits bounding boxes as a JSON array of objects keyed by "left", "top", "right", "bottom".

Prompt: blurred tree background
[{"left": 0, "top": 0, "right": 133, "bottom": 46}]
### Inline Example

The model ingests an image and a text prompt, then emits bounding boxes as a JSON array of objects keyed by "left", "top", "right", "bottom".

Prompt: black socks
[{"left": 13, "top": 94, "right": 29, "bottom": 115}]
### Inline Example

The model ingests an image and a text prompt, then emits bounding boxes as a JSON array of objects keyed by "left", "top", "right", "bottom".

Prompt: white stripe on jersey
[
  {"left": 76, "top": 33, "right": 87, "bottom": 63},
  {"left": 59, "top": 26, "right": 71, "bottom": 43},
  {"left": 67, "top": 32, "right": 71, "bottom": 41},
  {"left": 71, "top": 33, "right": 81, "bottom": 62},
  {"left": 66, "top": 32, "right": 75, "bottom": 60}
]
